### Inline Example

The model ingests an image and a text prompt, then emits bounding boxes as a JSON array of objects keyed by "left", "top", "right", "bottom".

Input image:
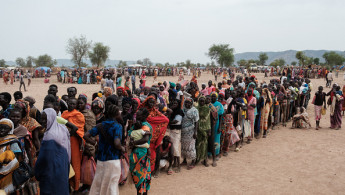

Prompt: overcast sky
[{"left": 1, "top": 0, "right": 344, "bottom": 63}]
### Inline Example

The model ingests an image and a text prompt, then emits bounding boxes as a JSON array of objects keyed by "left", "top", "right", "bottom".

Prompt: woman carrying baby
[{"left": 129, "top": 107, "right": 152, "bottom": 195}]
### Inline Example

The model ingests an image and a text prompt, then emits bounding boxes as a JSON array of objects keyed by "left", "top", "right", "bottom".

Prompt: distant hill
[
  {"left": 234, "top": 50, "right": 345, "bottom": 65},
  {"left": 4, "top": 50, "right": 345, "bottom": 67}
]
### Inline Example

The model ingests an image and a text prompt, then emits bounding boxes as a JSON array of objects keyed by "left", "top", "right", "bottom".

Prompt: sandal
[
  {"left": 167, "top": 169, "right": 173, "bottom": 175},
  {"left": 187, "top": 165, "right": 195, "bottom": 170}
]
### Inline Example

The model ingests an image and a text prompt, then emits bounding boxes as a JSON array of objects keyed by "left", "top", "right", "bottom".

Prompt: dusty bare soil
[{"left": 2, "top": 72, "right": 345, "bottom": 195}]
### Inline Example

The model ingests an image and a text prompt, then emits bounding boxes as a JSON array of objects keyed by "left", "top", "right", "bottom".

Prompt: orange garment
[
  {"left": 61, "top": 109, "right": 85, "bottom": 190},
  {"left": 70, "top": 136, "right": 82, "bottom": 190},
  {"left": 61, "top": 109, "right": 85, "bottom": 139}
]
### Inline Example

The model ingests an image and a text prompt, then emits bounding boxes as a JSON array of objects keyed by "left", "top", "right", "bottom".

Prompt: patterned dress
[
  {"left": 181, "top": 107, "right": 199, "bottom": 160},
  {"left": 129, "top": 122, "right": 152, "bottom": 194}
]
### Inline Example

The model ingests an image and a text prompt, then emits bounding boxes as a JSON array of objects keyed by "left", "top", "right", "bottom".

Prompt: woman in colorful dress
[
  {"left": 329, "top": 86, "right": 344, "bottom": 130},
  {"left": 246, "top": 89, "right": 257, "bottom": 143},
  {"left": 140, "top": 96, "right": 169, "bottom": 172},
  {"left": 196, "top": 96, "right": 214, "bottom": 167},
  {"left": 129, "top": 108, "right": 152, "bottom": 195},
  {"left": 92, "top": 97, "right": 105, "bottom": 124},
  {"left": 260, "top": 88, "right": 272, "bottom": 138},
  {"left": 210, "top": 92, "right": 224, "bottom": 157},
  {"left": 14, "top": 100, "right": 42, "bottom": 152},
  {"left": 180, "top": 98, "right": 199, "bottom": 170},
  {"left": 61, "top": 98, "right": 85, "bottom": 191},
  {"left": 0, "top": 119, "right": 24, "bottom": 194}
]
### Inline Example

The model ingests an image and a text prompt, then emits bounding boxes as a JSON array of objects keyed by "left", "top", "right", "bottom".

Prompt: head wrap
[
  {"left": 132, "top": 98, "right": 141, "bottom": 109},
  {"left": 169, "top": 82, "right": 176, "bottom": 88},
  {"left": 117, "top": 86, "right": 125, "bottom": 92},
  {"left": 140, "top": 96, "right": 156, "bottom": 110},
  {"left": 42, "top": 108, "right": 71, "bottom": 161},
  {"left": 23, "top": 96, "right": 36, "bottom": 105},
  {"left": 210, "top": 91, "right": 218, "bottom": 98},
  {"left": 78, "top": 93, "right": 87, "bottom": 103},
  {"left": 184, "top": 97, "right": 194, "bottom": 107},
  {"left": 198, "top": 95, "right": 206, "bottom": 102},
  {"left": 92, "top": 97, "right": 104, "bottom": 109},
  {"left": 0, "top": 118, "right": 14, "bottom": 134},
  {"left": 219, "top": 90, "right": 225, "bottom": 97},
  {"left": 103, "top": 87, "right": 112, "bottom": 98}
]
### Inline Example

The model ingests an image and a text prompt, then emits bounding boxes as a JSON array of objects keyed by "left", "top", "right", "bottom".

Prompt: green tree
[
  {"left": 26, "top": 56, "right": 35, "bottom": 67},
  {"left": 164, "top": 62, "right": 169, "bottom": 67},
  {"left": 136, "top": 60, "right": 143, "bottom": 65},
  {"left": 185, "top": 59, "right": 192, "bottom": 69},
  {"left": 66, "top": 35, "right": 92, "bottom": 68},
  {"left": 0, "top": 59, "right": 6, "bottom": 67},
  {"left": 313, "top": 58, "right": 320, "bottom": 65},
  {"left": 295, "top": 51, "right": 307, "bottom": 67},
  {"left": 237, "top": 59, "right": 247, "bottom": 67},
  {"left": 322, "top": 51, "right": 345, "bottom": 66},
  {"left": 117, "top": 60, "right": 127, "bottom": 68},
  {"left": 35, "top": 54, "right": 56, "bottom": 68},
  {"left": 291, "top": 61, "right": 297, "bottom": 66},
  {"left": 207, "top": 44, "right": 235, "bottom": 67},
  {"left": 89, "top": 42, "right": 110, "bottom": 68},
  {"left": 258, "top": 53, "right": 268, "bottom": 65},
  {"left": 16, "top": 57, "right": 26, "bottom": 67},
  {"left": 270, "top": 58, "right": 285, "bottom": 68},
  {"left": 142, "top": 58, "right": 152, "bottom": 66},
  {"left": 156, "top": 63, "right": 163, "bottom": 68},
  {"left": 278, "top": 58, "right": 285, "bottom": 66}
]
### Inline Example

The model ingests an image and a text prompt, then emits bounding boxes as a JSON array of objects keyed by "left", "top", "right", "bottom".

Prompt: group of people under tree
[{"left": 0, "top": 68, "right": 344, "bottom": 195}]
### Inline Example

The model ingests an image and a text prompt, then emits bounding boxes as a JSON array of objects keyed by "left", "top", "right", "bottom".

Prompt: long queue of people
[{"left": 0, "top": 72, "right": 344, "bottom": 195}]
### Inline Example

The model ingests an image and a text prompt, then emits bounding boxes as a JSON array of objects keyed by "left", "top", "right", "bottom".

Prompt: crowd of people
[{"left": 0, "top": 68, "right": 344, "bottom": 195}]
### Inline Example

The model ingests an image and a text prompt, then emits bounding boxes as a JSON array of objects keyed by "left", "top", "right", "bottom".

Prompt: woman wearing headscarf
[
  {"left": 14, "top": 100, "right": 42, "bottom": 152},
  {"left": 210, "top": 92, "right": 224, "bottom": 156},
  {"left": 103, "top": 87, "right": 113, "bottom": 99},
  {"left": 329, "top": 86, "right": 344, "bottom": 130},
  {"left": 77, "top": 94, "right": 97, "bottom": 191},
  {"left": 9, "top": 108, "right": 33, "bottom": 167},
  {"left": 132, "top": 98, "right": 141, "bottom": 123},
  {"left": 196, "top": 96, "right": 213, "bottom": 166},
  {"left": 24, "top": 96, "right": 41, "bottom": 124},
  {"left": 91, "top": 97, "right": 105, "bottom": 124},
  {"left": 181, "top": 97, "right": 199, "bottom": 170},
  {"left": 35, "top": 108, "right": 70, "bottom": 195},
  {"left": 129, "top": 108, "right": 152, "bottom": 194},
  {"left": 168, "top": 99, "right": 184, "bottom": 172},
  {"left": 140, "top": 96, "right": 169, "bottom": 172},
  {"left": 0, "top": 118, "right": 23, "bottom": 194},
  {"left": 246, "top": 88, "right": 257, "bottom": 143},
  {"left": 260, "top": 88, "right": 272, "bottom": 138},
  {"left": 61, "top": 98, "right": 85, "bottom": 191}
]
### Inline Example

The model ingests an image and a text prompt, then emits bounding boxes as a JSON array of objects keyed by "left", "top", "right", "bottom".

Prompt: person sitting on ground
[
  {"left": 154, "top": 136, "right": 174, "bottom": 176},
  {"left": 291, "top": 107, "right": 311, "bottom": 129}
]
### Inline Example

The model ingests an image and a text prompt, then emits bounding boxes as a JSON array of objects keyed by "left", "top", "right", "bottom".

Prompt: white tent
[{"left": 128, "top": 64, "right": 143, "bottom": 67}]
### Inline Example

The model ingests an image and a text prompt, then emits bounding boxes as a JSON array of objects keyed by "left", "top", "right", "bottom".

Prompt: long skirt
[
  {"left": 130, "top": 152, "right": 151, "bottom": 194},
  {"left": 314, "top": 105, "right": 322, "bottom": 121},
  {"left": 196, "top": 129, "right": 208, "bottom": 161},
  {"left": 89, "top": 159, "right": 121, "bottom": 195},
  {"left": 260, "top": 104, "right": 270, "bottom": 131},
  {"left": 330, "top": 100, "right": 343, "bottom": 128},
  {"left": 169, "top": 129, "right": 181, "bottom": 157},
  {"left": 70, "top": 136, "right": 82, "bottom": 190},
  {"left": 247, "top": 109, "right": 255, "bottom": 139},
  {"left": 181, "top": 125, "right": 196, "bottom": 160},
  {"left": 254, "top": 111, "right": 261, "bottom": 134}
]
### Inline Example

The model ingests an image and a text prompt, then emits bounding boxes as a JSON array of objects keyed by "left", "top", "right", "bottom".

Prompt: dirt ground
[{"left": 2, "top": 72, "right": 345, "bottom": 194}]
